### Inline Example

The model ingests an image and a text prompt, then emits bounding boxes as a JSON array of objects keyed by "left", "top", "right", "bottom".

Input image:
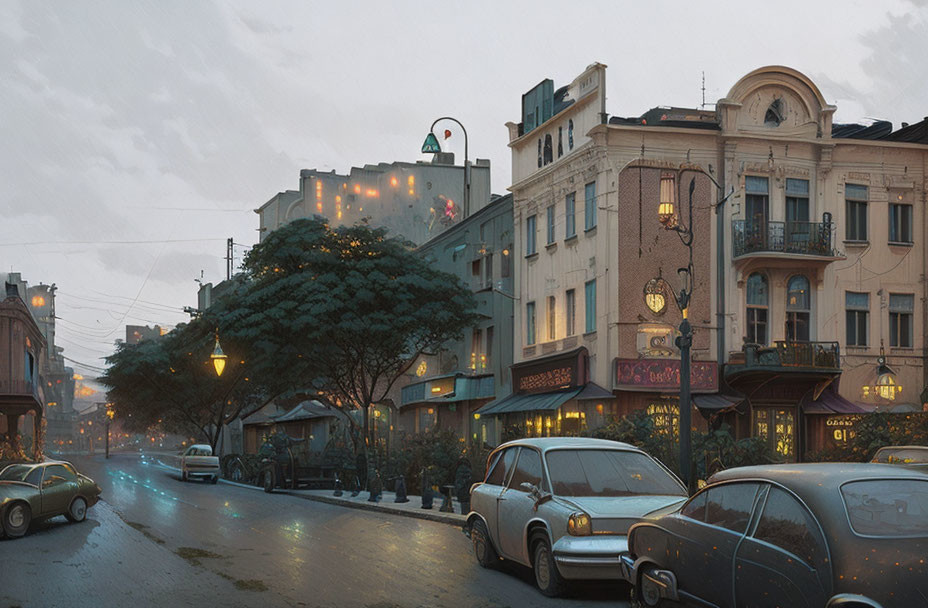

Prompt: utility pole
[{"left": 226, "top": 237, "right": 233, "bottom": 280}]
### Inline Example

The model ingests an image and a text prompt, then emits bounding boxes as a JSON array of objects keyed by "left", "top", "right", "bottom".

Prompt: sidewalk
[{"left": 284, "top": 488, "right": 468, "bottom": 526}]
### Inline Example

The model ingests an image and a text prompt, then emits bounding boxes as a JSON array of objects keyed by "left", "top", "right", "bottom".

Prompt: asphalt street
[{"left": 1, "top": 451, "right": 631, "bottom": 608}]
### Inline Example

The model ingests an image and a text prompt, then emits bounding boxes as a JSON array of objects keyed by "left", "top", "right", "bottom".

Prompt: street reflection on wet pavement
[{"left": 1, "top": 452, "right": 630, "bottom": 608}]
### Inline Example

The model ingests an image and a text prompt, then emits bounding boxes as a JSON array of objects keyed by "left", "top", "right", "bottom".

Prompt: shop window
[
  {"left": 845, "top": 184, "right": 868, "bottom": 241},
  {"left": 845, "top": 292, "right": 869, "bottom": 347},
  {"left": 889, "top": 294, "right": 914, "bottom": 348},
  {"left": 786, "top": 275, "right": 810, "bottom": 342},
  {"left": 746, "top": 272, "right": 768, "bottom": 345},
  {"left": 754, "top": 408, "right": 795, "bottom": 461},
  {"left": 566, "top": 289, "right": 576, "bottom": 337},
  {"left": 646, "top": 401, "right": 679, "bottom": 438},
  {"left": 565, "top": 192, "right": 576, "bottom": 238},
  {"left": 889, "top": 203, "right": 913, "bottom": 243}
]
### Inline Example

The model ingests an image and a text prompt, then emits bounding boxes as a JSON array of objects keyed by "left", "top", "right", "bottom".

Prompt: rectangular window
[
  {"left": 747, "top": 308, "right": 768, "bottom": 345},
  {"left": 547, "top": 295, "right": 556, "bottom": 341},
  {"left": 846, "top": 184, "right": 868, "bottom": 241},
  {"left": 889, "top": 203, "right": 913, "bottom": 243},
  {"left": 889, "top": 293, "right": 914, "bottom": 348},
  {"left": 565, "top": 192, "right": 576, "bottom": 238},
  {"left": 501, "top": 246, "right": 511, "bottom": 278},
  {"left": 526, "top": 215, "right": 537, "bottom": 255},
  {"left": 471, "top": 328, "right": 482, "bottom": 369},
  {"left": 485, "top": 326, "right": 494, "bottom": 367},
  {"left": 584, "top": 182, "right": 597, "bottom": 231},
  {"left": 526, "top": 301, "right": 536, "bottom": 345},
  {"left": 584, "top": 279, "right": 596, "bottom": 334},
  {"left": 525, "top": 215, "right": 537, "bottom": 255},
  {"left": 846, "top": 291, "right": 869, "bottom": 347},
  {"left": 785, "top": 178, "right": 810, "bottom": 248},
  {"left": 471, "top": 259, "right": 481, "bottom": 277},
  {"left": 745, "top": 176, "right": 769, "bottom": 248},
  {"left": 484, "top": 253, "right": 493, "bottom": 285},
  {"left": 546, "top": 205, "right": 556, "bottom": 244},
  {"left": 566, "top": 289, "right": 576, "bottom": 337}
]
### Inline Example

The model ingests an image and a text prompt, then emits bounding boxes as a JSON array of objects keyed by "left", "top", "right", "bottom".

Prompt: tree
[
  {"left": 101, "top": 317, "right": 273, "bottom": 451},
  {"left": 209, "top": 218, "right": 479, "bottom": 466}
]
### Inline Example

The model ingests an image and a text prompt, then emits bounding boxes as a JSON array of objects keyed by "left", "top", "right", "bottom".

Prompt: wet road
[{"left": 2, "top": 451, "right": 631, "bottom": 608}]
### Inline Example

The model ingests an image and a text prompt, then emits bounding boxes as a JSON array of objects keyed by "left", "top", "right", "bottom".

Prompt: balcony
[
  {"left": 732, "top": 220, "right": 842, "bottom": 264},
  {"left": 0, "top": 379, "right": 42, "bottom": 414},
  {"left": 726, "top": 341, "right": 840, "bottom": 380}
]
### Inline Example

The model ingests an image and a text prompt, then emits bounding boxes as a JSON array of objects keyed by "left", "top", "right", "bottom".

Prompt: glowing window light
[
  {"left": 354, "top": 184, "right": 361, "bottom": 194},
  {"left": 335, "top": 195, "right": 342, "bottom": 203},
  {"left": 317, "top": 201, "right": 323, "bottom": 212},
  {"left": 390, "top": 176, "right": 398, "bottom": 187},
  {"left": 336, "top": 210, "right": 342, "bottom": 220},
  {"left": 408, "top": 175, "right": 415, "bottom": 186},
  {"left": 31, "top": 295, "right": 46, "bottom": 307},
  {"left": 409, "top": 189, "right": 415, "bottom": 196},
  {"left": 366, "top": 189, "right": 379, "bottom": 197}
]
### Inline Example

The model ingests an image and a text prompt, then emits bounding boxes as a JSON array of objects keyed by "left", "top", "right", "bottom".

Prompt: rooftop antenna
[{"left": 701, "top": 71, "right": 706, "bottom": 110}]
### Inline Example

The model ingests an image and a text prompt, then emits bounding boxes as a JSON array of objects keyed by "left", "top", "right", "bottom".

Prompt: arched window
[
  {"left": 786, "top": 275, "right": 811, "bottom": 341},
  {"left": 746, "top": 273, "right": 768, "bottom": 344},
  {"left": 543, "top": 134, "right": 553, "bottom": 165},
  {"left": 568, "top": 120, "right": 574, "bottom": 150},
  {"left": 557, "top": 126, "right": 564, "bottom": 158},
  {"left": 537, "top": 139, "right": 542, "bottom": 168}
]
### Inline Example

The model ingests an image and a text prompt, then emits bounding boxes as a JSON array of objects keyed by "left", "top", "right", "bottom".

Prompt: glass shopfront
[{"left": 754, "top": 407, "right": 796, "bottom": 461}]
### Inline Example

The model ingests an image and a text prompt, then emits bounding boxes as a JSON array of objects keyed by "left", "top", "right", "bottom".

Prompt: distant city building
[
  {"left": 395, "top": 193, "right": 514, "bottom": 445},
  {"left": 125, "top": 324, "right": 163, "bottom": 345},
  {"left": 256, "top": 155, "right": 492, "bottom": 246}
]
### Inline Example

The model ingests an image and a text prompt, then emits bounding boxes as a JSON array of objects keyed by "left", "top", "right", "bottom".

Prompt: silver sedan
[{"left": 466, "top": 437, "right": 687, "bottom": 597}]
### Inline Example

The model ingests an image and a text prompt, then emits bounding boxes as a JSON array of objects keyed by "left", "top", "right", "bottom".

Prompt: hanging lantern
[{"left": 211, "top": 332, "right": 228, "bottom": 377}]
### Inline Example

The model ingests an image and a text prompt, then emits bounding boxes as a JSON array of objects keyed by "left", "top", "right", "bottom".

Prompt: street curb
[
  {"left": 217, "top": 478, "right": 264, "bottom": 491},
  {"left": 282, "top": 490, "right": 467, "bottom": 527}
]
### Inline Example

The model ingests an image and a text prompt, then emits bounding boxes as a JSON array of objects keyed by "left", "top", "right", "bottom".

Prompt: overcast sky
[{"left": 1, "top": 0, "right": 926, "bottom": 380}]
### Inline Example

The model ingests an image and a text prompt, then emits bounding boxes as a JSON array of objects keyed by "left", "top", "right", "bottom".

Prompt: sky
[{"left": 1, "top": 0, "right": 927, "bottom": 381}]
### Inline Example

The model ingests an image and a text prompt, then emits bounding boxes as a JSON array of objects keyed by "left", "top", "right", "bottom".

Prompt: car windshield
[
  {"left": 841, "top": 479, "right": 928, "bottom": 537},
  {"left": 0, "top": 465, "right": 34, "bottom": 482},
  {"left": 873, "top": 448, "right": 928, "bottom": 465},
  {"left": 188, "top": 448, "right": 211, "bottom": 456},
  {"left": 545, "top": 449, "right": 685, "bottom": 497}
]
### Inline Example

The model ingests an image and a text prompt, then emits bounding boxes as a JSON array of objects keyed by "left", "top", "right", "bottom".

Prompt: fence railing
[{"left": 733, "top": 220, "right": 835, "bottom": 258}]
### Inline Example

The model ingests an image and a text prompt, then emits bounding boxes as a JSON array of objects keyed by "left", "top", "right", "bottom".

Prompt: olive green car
[{"left": 0, "top": 460, "right": 102, "bottom": 538}]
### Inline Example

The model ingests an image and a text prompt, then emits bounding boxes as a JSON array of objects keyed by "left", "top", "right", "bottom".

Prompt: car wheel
[
  {"left": 471, "top": 519, "right": 499, "bottom": 568},
  {"left": 66, "top": 496, "right": 88, "bottom": 523},
  {"left": 637, "top": 566, "right": 670, "bottom": 607},
  {"left": 210, "top": 475, "right": 219, "bottom": 485},
  {"left": 2, "top": 502, "right": 31, "bottom": 538},
  {"left": 532, "top": 534, "right": 568, "bottom": 598},
  {"left": 181, "top": 469, "right": 188, "bottom": 482},
  {"left": 262, "top": 468, "right": 276, "bottom": 493}
]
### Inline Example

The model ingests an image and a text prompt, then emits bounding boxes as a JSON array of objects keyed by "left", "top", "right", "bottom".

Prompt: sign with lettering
[
  {"left": 512, "top": 347, "right": 587, "bottom": 394},
  {"left": 614, "top": 359, "right": 718, "bottom": 393}
]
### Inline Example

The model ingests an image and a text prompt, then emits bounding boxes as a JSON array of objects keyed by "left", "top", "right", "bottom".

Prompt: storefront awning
[
  {"left": 801, "top": 388, "right": 868, "bottom": 415},
  {"left": 475, "top": 387, "right": 583, "bottom": 416},
  {"left": 575, "top": 382, "right": 615, "bottom": 401},
  {"left": 693, "top": 393, "right": 744, "bottom": 410}
]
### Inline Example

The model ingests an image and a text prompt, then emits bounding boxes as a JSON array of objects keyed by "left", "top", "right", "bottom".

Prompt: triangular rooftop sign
[{"left": 421, "top": 132, "right": 442, "bottom": 154}]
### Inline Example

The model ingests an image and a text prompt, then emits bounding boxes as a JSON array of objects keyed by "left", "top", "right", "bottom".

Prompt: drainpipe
[{"left": 716, "top": 144, "right": 728, "bottom": 367}]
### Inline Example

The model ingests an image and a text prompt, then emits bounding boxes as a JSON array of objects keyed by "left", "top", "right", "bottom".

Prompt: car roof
[
  {"left": 875, "top": 445, "right": 928, "bottom": 451},
  {"left": 709, "top": 463, "right": 928, "bottom": 514},
  {"left": 494, "top": 437, "right": 638, "bottom": 452}
]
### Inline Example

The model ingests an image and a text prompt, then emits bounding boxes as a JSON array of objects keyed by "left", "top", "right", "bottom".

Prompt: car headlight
[{"left": 567, "top": 511, "right": 592, "bottom": 536}]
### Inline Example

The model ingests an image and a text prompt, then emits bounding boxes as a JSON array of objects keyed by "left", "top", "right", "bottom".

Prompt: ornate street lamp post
[
  {"left": 659, "top": 177, "right": 696, "bottom": 490},
  {"left": 210, "top": 331, "right": 227, "bottom": 377},
  {"left": 422, "top": 117, "right": 470, "bottom": 217}
]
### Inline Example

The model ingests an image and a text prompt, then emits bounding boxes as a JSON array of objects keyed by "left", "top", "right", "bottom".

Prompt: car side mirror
[{"left": 520, "top": 482, "right": 551, "bottom": 508}]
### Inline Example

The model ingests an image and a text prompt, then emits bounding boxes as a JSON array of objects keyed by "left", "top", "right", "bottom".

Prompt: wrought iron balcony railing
[
  {"left": 732, "top": 220, "right": 836, "bottom": 258},
  {"left": 0, "top": 379, "right": 40, "bottom": 400},
  {"left": 730, "top": 341, "right": 841, "bottom": 371}
]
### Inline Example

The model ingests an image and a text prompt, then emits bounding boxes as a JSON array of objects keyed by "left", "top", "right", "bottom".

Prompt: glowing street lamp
[{"left": 210, "top": 331, "right": 228, "bottom": 377}]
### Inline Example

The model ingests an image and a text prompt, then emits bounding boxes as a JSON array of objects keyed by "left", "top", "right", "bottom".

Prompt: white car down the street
[
  {"left": 466, "top": 437, "right": 687, "bottom": 597},
  {"left": 176, "top": 444, "right": 221, "bottom": 484}
]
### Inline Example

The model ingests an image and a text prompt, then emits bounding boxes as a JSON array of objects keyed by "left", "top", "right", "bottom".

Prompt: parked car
[
  {"left": 621, "top": 463, "right": 928, "bottom": 608},
  {"left": 0, "top": 460, "right": 102, "bottom": 538},
  {"left": 177, "top": 444, "right": 220, "bottom": 484},
  {"left": 871, "top": 445, "right": 928, "bottom": 473},
  {"left": 465, "top": 437, "right": 687, "bottom": 597}
]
